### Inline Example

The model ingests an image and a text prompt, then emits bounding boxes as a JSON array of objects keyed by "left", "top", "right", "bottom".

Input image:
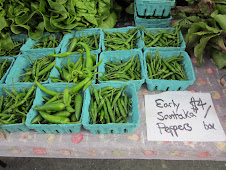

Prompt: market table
[{"left": 0, "top": 54, "right": 225, "bottom": 161}]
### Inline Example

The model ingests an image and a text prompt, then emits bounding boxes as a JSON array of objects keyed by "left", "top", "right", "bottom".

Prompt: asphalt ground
[{"left": 0, "top": 158, "right": 226, "bottom": 170}]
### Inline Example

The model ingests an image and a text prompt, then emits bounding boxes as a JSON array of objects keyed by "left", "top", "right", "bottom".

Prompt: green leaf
[
  {"left": 125, "top": 3, "right": 134, "bottom": 14},
  {"left": 28, "top": 21, "right": 44, "bottom": 40},
  {"left": 82, "top": 14, "right": 98, "bottom": 26},
  {"left": 15, "top": 11, "right": 37, "bottom": 25},
  {"left": 212, "top": 49, "right": 226, "bottom": 69},
  {"left": 211, "top": 10, "right": 226, "bottom": 32},
  {"left": 205, "top": 25, "right": 221, "bottom": 34},
  {"left": 198, "top": 0, "right": 216, "bottom": 16},
  {"left": 185, "top": 22, "right": 206, "bottom": 45},
  {"left": 0, "top": 16, "right": 6, "bottom": 31},
  {"left": 210, "top": 36, "right": 226, "bottom": 51},
  {"left": 0, "top": 32, "right": 14, "bottom": 50},
  {"left": 216, "top": 4, "right": 226, "bottom": 14},
  {"left": 193, "top": 31, "right": 213, "bottom": 35},
  {"left": 42, "top": 15, "right": 59, "bottom": 32},
  {"left": 194, "top": 34, "right": 218, "bottom": 66},
  {"left": 99, "top": 11, "right": 117, "bottom": 30}
]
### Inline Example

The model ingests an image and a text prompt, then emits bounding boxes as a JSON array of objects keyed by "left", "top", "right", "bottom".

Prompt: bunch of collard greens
[
  {"left": 174, "top": 0, "right": 226, "bottom": 69},
  {"left": 0, "top": 0, "right": 121, "bottom": 54}
]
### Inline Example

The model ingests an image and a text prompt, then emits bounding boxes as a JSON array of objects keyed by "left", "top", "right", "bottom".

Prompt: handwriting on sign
[{"left": 145, "top": 92, "right": 226, "bottom": 141}]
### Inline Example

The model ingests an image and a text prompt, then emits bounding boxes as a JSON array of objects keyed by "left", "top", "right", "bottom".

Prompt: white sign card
[{"left": 145, "top": 91, "right": 226, "bottom": 141}]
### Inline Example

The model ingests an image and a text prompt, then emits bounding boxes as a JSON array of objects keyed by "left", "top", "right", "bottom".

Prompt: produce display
[
  {"left": 99, "top": 54, "right": 141, "bottom": 81},
  {"left": 19, "top": 56, "right": 56, "bottom": 82},
  {"left": 31, "top": 84, "right": 82, "bottom": 124},
  {"left": 146, "top": 50, "right": 187, "bottom": 80},
  {"left": 142, "top": 25, "right": 182, "bottom": 47},
  {"left": 0, "top": 58, "right": 11, "bottom": 80},
  {"left": 0, "top": 84, "right": 36, "bottom": 125},
  {"left": 67, "top": 34, "right": 100, "bottom": 52},
  {"left": 89, "top": 85, "right": 131, "bottom": 124},
  {"left": 103, "top": 27, "right": 140, "bottom": 51},
  {"left": 31, "top": 34, "right": 63, "bottom": 49},
  {"left": 1, "top": 0, "right": 216, "bottom": 135}
]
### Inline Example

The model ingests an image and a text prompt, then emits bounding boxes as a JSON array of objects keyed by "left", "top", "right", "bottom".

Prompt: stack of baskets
[{"left": 134, "top": 0, "right": 175, "bottom": 28}]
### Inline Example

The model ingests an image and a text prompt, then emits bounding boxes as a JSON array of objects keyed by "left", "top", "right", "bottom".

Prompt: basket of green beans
[
  {"left": 98, "top": 49, "right": 145, "bottom": 90},
  {"left": 102, "top": 27, "right": 143, "bottom": 51},
  {"left": 61, "top": 28, "right": 103, "bottom": 54},
  {"left": 82, "top": 83, "right": 140, "bottom": 134},
  {"left": 21, "top": 32, "right": 64, "bottom": 55},
  {"left": 0, "top": 57, "right": 15, "bottom": 84},
  {"left": 5, "top": 54, "right": 55, "bottom": 84},
  {"left": 141, "top": 26, "right": 186, "bottom": 51},
  {"left": 144, "top": 50, "right": 196, "bottom": 91},
  {"left": 0, "top": 83, "right": 36, "bottom": 132},
  {"left": 26, "top": 83, "right": 84, "bottom": 134}
]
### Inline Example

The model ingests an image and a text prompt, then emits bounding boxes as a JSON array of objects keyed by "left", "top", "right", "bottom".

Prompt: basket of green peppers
[
  {"left": 0, "top": 83, "right": 36, "bottom": 132},
  {"left": 26, "top": 83, "right": 84, "bottom": 134}
]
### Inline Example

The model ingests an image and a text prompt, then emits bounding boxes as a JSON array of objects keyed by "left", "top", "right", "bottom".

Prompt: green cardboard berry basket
[
  {"left": 135, "top": 0, "right": 175, "bottom": 16},
  {"left": 82, "top": 83, "right": 140, "bottom": 134},
  {"left": 144, "top": 50, "right": 196, "bottom": 91},
  {"left": 26, "top": 84, "right": 84, "bottom": 134},
  {"left": 0, "top": 83, "right": 36, "bottom": 132},
  {"left": 141, "top": 27, "right": 186, "bottom": 51},
  {"left": 98, "top": 49, "right": 145, "bottom": 90},
  {"left": 61, "top": 28, "right": 103, "bottom": 54},
  {"left": 134, "top": 4, "right": 172, "bottom": 28}
]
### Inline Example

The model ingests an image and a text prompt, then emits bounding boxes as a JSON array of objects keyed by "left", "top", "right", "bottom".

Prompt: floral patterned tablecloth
[{"left": 0, "top": 55, "right": 225, "bottom": 160}]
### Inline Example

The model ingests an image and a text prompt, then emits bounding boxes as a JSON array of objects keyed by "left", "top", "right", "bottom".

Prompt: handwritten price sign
[{"left": 145, "top": 91, "right": 226, "bottom": 141}]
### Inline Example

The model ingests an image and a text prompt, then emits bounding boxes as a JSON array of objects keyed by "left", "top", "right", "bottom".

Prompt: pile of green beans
[
  {"left": 32, "top": 34, "right": 63, "bottom": 49},
  {"left": 0, "top": 84, "right": 36, "bottom": 125},
  {"left": 1, "top": 40, "right": 24, "bottom": 56},
  {"left": 31, "top": 83, "right": 82, "bottom": 124},
  {"left": 89, "top": 85, "right": 132, "bottom": 124},
  {"left": 0, "top": 58, "right": 11, "bottom": 80},
  {"left": 20, "top": 56, "right": 56, "bottom": 82},
  {"left": 67, "top": 34, "right": 100, "bottom": 52},
  {"left": 142, "top": 25, "right": 182, "bottom": 47},
  {"left": 146, "top": 50, "right": 187, "bottom": 80},
  {"left": 99, "top": 55, "right": 141, "bottom": 81},
  {"left": 104, "top": 27, "right": 140, "bottom": 51}
]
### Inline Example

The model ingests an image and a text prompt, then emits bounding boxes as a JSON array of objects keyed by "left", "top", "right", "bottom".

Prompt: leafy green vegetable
[
  {"left": 212, "top": 49, "right": 226, "bottom": 69},
  {"left": 175, "top": 0, "right": 226, "bottom": 68},
  {"left": 0, "top": 0, "right": 122, "bottom": 43}
]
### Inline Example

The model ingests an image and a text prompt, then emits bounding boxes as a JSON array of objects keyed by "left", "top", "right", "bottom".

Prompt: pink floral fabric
[{"left": 0, "top": 56, "right": 225, "bottom": 160}]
